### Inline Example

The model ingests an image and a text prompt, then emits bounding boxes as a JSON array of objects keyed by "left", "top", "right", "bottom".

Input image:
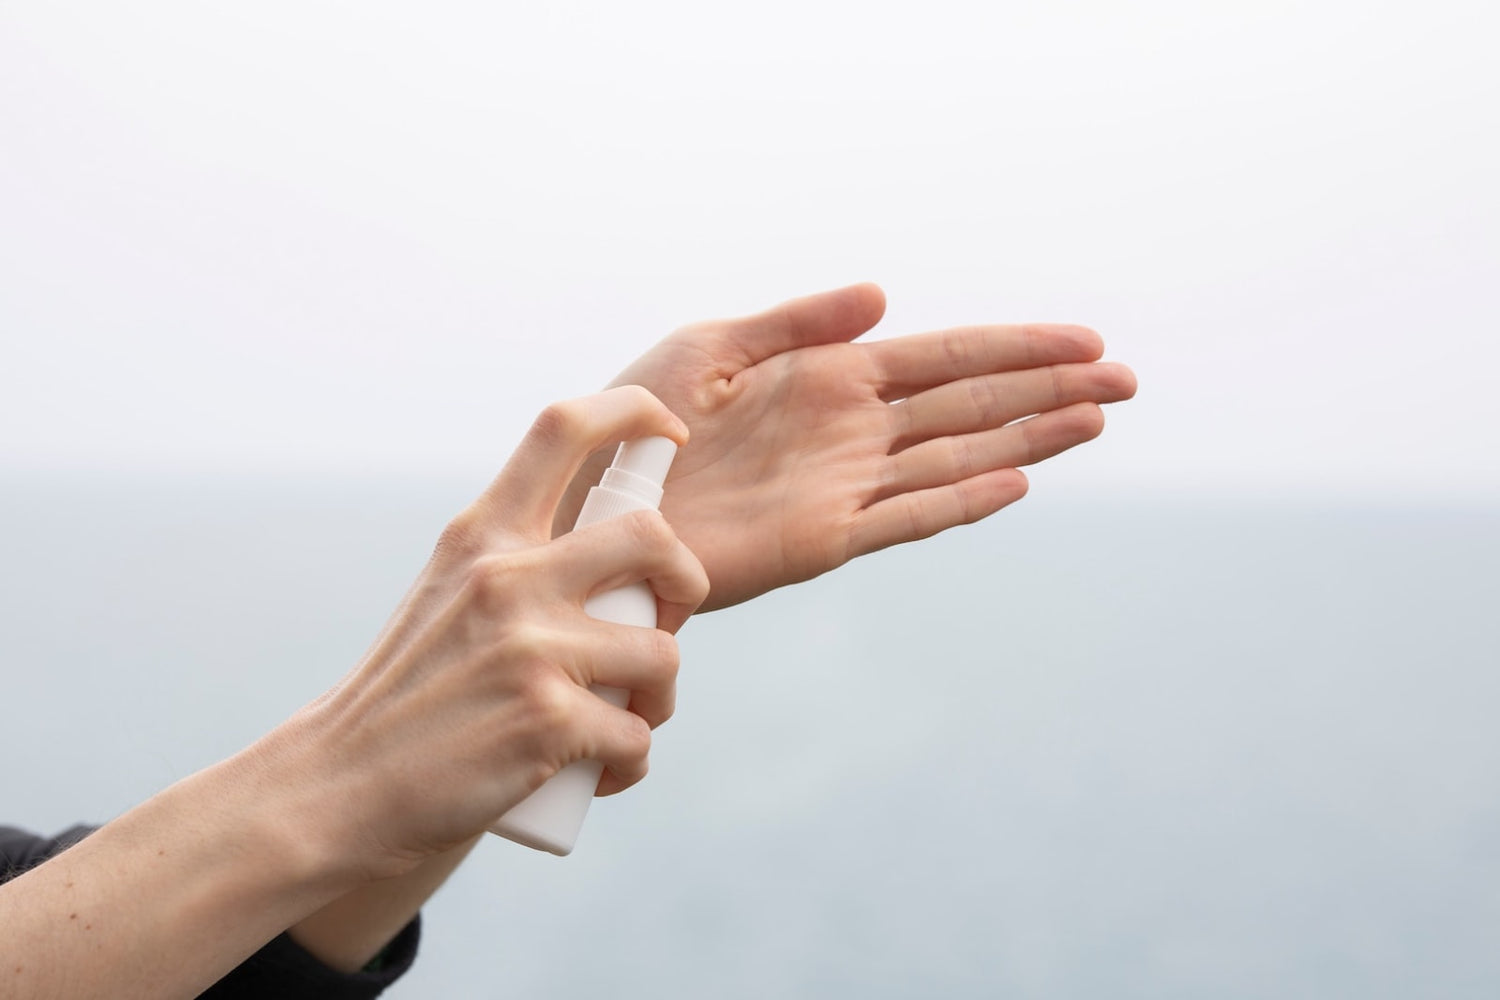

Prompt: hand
[
  {"left": 293, "top": 386, "right": 710, "bottom": 877},
  {"left": 559, "top": 284, "right": 1137, "bottom": 610}
]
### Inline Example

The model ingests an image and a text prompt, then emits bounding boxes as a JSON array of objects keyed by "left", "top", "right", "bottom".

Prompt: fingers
[
  {"left": 550, "top": 509, "right": 710, "bottom": 619},
  {"left": 850, "top": 468, "right": 1030, "bottom": 558},
  {"left": 720, "top": 283, "right": 887, "bottom": 367},
  {"left": 868, "top": 323, "right": 1106, "bottom": 402},
  {"left": 565, "top": 619, "right": 681, "bottom": 730},
  {"left": 545, "top": 509, "right": 707, "bottom": 725},
  {"left": 877, "top": 402, "right": 1107, "bottom": 502},
  {"left": 593, "top": 706, "right": 653, "bottom": 797},
  {"left": 542, "top": 658, "right": 668, "bottom": 797},
  {"left": 478, "top": 386, "right": 689, "bottom": 540},
  {"left": 851, "top": 395, "right": 1105, "bottom": 559},
  {"left": 553, "top": 688, "right": 654, "bottom": 796},
  {"left": 471, "top": 437, "right": 704, "bottom": 812},
  {"left": 891, "top": 361, "right": 1137, "bottom": 451},
  {"left": 516, "top": 624, "right": 673, "bottom": 801}
]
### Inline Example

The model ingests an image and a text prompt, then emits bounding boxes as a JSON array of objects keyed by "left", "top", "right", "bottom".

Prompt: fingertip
[
  {"left": 598, "top": 744, "right": 650, "bottom": 797},
  {"left": 1076, "top": 326, "right": 1107, "bottom": 362},
  {"left": 654, "top": 603, "right": 696, "bottom": 636},
  {"left": 1077, "top": 401, "right": 1107, "bottom": 440},
  {"left": 1093, "top": 361, "right": 1138, "bottom": 402},
  {"left": 979, "top": 466, "right": 1030, "bottom": 514},
  {"left": 848, "top": 281, "right": 887, "bottom": 325},
  {"left": 630, "top": 683, "right": 676, "bottom": 731},
  {"left": 736, "top": 283, "right": 889, "bottom": 362},
  {"left": 646, "top": 391, "right": 691, "bottom": 447},
  {"left": 1033, "top": 324, "right": 1105, "bottom": 362},
  {"left": 597, "top": 384, "right": 691, "bottom": 450}
]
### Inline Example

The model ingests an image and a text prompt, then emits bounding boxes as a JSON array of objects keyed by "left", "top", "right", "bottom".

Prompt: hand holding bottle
[
  {"left": 492, "top": 435, "right": 680, "bottom": 855},
  {"left": 289, "top": 385, "right": 708, "bottom": 875}
]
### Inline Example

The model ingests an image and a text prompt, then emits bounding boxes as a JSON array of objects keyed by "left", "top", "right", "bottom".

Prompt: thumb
[{"left": 723, "top": 283, "right": 887, "bottom": 366}]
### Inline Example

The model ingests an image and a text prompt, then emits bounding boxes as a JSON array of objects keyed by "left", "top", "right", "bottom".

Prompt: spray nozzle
[{"left": 598, "top": 436, "right": 677, "bottom": 510}]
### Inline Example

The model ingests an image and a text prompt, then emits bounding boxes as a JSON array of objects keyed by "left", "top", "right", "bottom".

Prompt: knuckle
[
  {"left": 613, "top": 383, "right": 660, "bottom": 411},
  {"left": 519, "top": 673, "right": 575, "bottom": 734},
  {"left": 906, "top": 490, "right": 935, "bottom": 541},
  {"left": 509, "top": 696, "right": 576, "bottom": 785},
  {"left": 434, "top": 506, "right": 485, "bottom": 562},
  {"left": 1048, "top": 364, "right": 1068, "bottom": 407},
  {"left": 942, "top": 331, "right": 973, "bottom": 371},
  {"left": 530, "top": 399, "right": 589, "bottom": 450},
  {"left": 620, "top": 713, "right": 653, "bottom": 760},
  {"left": 967, "top": 374, "right": 1004, "bottom": 418},
  {"left": 464, "top": 555, "right": 504, "bottom": 602},
  {"left": 498, "top": 620, "right": 553, "bottom": 667},
  {"left": 949, "top": 435, "right": 977, "bottom": 479},
  {"left": 464, "top": 553, "right": 526, "bottom": 612},
  {"left": 623, "top": 509, "right": 673, "bottom": 551}
]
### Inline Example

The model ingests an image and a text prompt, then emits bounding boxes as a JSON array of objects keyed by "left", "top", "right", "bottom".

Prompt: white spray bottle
[{"left": 489, "top": 436, "right": 677, "bottom": 856}]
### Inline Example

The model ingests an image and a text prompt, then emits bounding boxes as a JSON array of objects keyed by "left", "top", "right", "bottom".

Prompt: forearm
[
  {"left": 0, "top": 729, "right": 358, "bottom": 1000},
  {"left": 287, "top": 835, "right": 480, "bottom": 973}
]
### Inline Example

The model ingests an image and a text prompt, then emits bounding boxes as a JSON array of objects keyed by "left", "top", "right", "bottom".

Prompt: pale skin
[{"left": 0, "top": 284, "right": 1136, "bottom": 996}]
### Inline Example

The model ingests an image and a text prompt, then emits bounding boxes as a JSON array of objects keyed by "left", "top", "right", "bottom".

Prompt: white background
[{"left": 4, "top": 0, "right": 1497, "bottom": 500}]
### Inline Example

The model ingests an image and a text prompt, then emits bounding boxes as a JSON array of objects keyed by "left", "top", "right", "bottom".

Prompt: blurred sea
[{"left": 2, "top": 474, "right": 1497, "bottom": 999}]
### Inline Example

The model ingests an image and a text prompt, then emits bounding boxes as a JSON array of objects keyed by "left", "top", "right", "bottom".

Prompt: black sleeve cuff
[
  {"left": 199, "top": 915, "right": 421, "bottom": 999},
  {"left": 0, "top": 823, "right": 95, "bottom": 879}
]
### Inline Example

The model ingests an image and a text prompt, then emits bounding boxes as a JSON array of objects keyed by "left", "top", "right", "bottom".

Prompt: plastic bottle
[{"left": 489, "top": 436, "right": 678, "bottom": 856}]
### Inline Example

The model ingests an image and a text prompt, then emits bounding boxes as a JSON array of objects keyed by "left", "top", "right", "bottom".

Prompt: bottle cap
[
  {"left": 613, "top": 436, "right": 676, "bottom": 488},
  {"left": 599, "top": 436, "right": 677, "bottom": 509}
]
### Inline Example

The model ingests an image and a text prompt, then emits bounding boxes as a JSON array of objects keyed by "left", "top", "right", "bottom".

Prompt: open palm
[{"left": 559, "top": 284, "right": 1136, "bottom": 611}]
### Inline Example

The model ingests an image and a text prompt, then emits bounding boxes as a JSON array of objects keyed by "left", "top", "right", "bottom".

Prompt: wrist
[{"left": 222, "top": 718, "right": 380, "bottom": 895}]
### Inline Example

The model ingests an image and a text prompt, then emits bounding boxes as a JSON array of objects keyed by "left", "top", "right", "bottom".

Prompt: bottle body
[{"left": 489, "top": 437, "right": 675, "bottom": 856}]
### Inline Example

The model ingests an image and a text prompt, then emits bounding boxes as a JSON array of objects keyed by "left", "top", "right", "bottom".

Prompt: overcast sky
[{"left": 3, "top": 1, "right": 1496, "bottom": 503}]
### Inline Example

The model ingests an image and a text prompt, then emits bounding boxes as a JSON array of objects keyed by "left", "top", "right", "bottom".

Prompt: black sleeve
[
  {"left": 199, "top": 918, "right": 420, "bottom": 999},
  {"left": 1, "top": 823, "right": 95, "bottom": 878},
  {"left": 0, "top": 824, "right": 420, "bottom": 999}
]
